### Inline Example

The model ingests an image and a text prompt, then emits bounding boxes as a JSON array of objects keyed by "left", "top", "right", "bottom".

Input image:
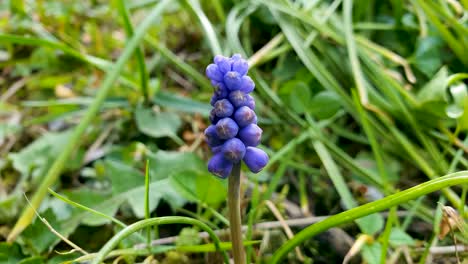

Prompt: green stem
[
  {"left": 344, "top": 0, "right": 368, "bottom": 104},
  {"left": 447, "top": 73, "right": 468, "bottom": 86},
  {"left": 144, "top": 159, "right": 153, "bottom": 246},
  {"left": 270, "top": 170, "right": 468, "bottom": 263},
  {"left": 90, "top": 216, "right": 229, "bottom": 264},
  {"left": 116, "top": 0, "right": 150, "bottom": 104},
  {"left": 6, "top": 0, "right": 172, "bottom": 242},
  {"left": 228, "top": 163, "right": 245, "bottom": 264}
]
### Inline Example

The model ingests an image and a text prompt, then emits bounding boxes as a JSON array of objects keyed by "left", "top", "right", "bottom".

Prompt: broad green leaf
[
  {"left": 361, "top": 242, "right": 382, "bottom": 264},
  {"left": 135, "top": 105, "right": 181, "bottom": 139},
  {"left": 153, "top": 91, "right": 211, "bottom": 115},
  {"left": 389, "top": 228, "right": 415, "bottom": 246},
  {"left": 55, "top": 180, "right": 177, "bottom": 231},
  {"left": 0, "top": 193, "right": 22, "bottom": 223},
  {"left": 416, "top": 101, "right": 450, "bottom": 121},
  {"left": 45, "top": 252, "right": 80, "bottom": 264},
  {"left": 8, "top": 130, "right": 74, "bottom": 179},
  {"left": 148, "top": 150, "right": 205, "bottom": 181},
  {"left": 104, "top": 159, "right": 164, "bottom": 218},
  {"left": 57, "top": 151, "right": 201, "bottom": 227},
  {"left": 354, "top": 152, "right": 400, "bottom": 183},
  {"left": 278, "top": 80, "right": 311, "bottom": 113},
  {"left": 308, "top": 90, "right": 342, "bottom": 119},
  {"left": 64, "top": 188, "right": 119, "bottom": 226},
  {"left": 357, "top": 213, "right": 384, "bottom": 235},
  {"left": 416, "top": 66, "right": 448, "bottom": 103},
  {"left": 412, "top": 36, "right": 443, "bottom": 77},
  {"left": 272, "top": 54, "right": 302, "bottom": 83},
  {"left": 21, "top": 209, "right": 60, "bottom": 254},
  {"left": 18, "top": 257, "right": 44, "bottom": 264},
  {"left": 169, "top": 169, "right": 227, "bottom": 206},
  {"left": 176, "top": 227, "right": 202, "bottom": 246},
  {"left": 0, "top": 242, "right": 25, "bottom": 264},
  {"left": 0, "top": 122, "right": 21, "bottom": 146}
]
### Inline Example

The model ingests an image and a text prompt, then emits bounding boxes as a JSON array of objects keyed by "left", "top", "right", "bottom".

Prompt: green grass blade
[
  {"left": 7, "top": 0, "right": 172, "bottom": 242},
  {"left": 48, "top": 188, "right": 146, "bottom": 243},
  {"left": 379, "top": 206, "right": 397, "bottom": 264},
  {"left": 0, "top": 34, "right": 110, "bottom": 70},
  {"left": 271, "top": 170, "right": 468, "bottom": 263},
  {"left": 144, "top": 159, "right": 153, "bottom": 245},
  {"left": 0, "top": 34, "right": 141, "bottom": 90},
  {"left": 182, "top": 0, "right": 222, "bottom": 55},
  {"left": 343, "top": 0, "right": 368, "bottom": 104},
  {"left": 48, "top": 189, "right": 126, "bottom": 229},
  {"left": 90, "top": 216, "right": 229, "bottom": 264},
  {"left": 116, "top": 0, "right": 150, "bottom": 103},
  {"left": 413, "top": 0, "right": 468, "bottom": 66},
  {"left": 353, "top": 90, "right": 388, "bottom": 183},
  {"left": 144, "top": 36, "right": 212, "bottom": 90}
]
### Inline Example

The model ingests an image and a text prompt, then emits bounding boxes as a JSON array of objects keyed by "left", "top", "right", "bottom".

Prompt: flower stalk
[{"left": 228, "top": 163, "right": 245, "bottom": 264}]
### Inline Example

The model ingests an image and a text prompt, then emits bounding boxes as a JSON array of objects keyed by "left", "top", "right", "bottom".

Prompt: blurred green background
[{"left": 1, "top": 0, "right": 468, "bottom": 263}]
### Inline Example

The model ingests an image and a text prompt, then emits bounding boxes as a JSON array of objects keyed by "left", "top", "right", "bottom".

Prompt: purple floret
[
  {"left": 209, "top": 109, "right": 220, "bottom": 124},
  {"left": 243, "top": 147, "right": 269, "bottom": 173},
  {"left": 240, "top": 76, "right": 255, "bottom": 93},
  {"left": 215, "top": 117, "right": 239, "bottom": 139},
  {"left": 234, "top": 106, "right": 257, "bottom": 127},
  {"left": 204, "top": 125, "right": 223, "bottom": 147},
  {"left": 212, "top": 81, "right": 228, "bottom": 98},
  {"left": 231, "top": 57, "right": 249, "bottom": 76},
  {"left": 238, "top": 124, "right": 262, "bottom": 147},
  {"left": 208, "top": 152, "right": 233, "bottom": 178},
  {"left": 224, "top": 71, "right": 242, "bottom": 91},
  {"left": 222, "top": 138, "right": 246, "bottom": 163},
  {"left": 214, "top": 55, "right": 232, "bottom": 74},
  {"left": 206, "top": 64, "right": 223, "bottom": 82},
  {"left": 228, "top": 90, "right": 249, "bottom": 108},
  {"left": 214, "top": 99, "right": 234, "bottom": 118},
  {"left": 245, "top": 95, "right": 256, "bottom": 110}
]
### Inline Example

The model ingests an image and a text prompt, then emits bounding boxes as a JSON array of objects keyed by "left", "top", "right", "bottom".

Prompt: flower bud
[
  {"left": 215, "top": 118, "right": 239, "bottom": 139},
  {"left": 232, "top": 57, "right": 248, "bottom": 76},
  {"left": 211, "top": 81, "right": 228, "bottom": 98},
  {"left": 239, "top": 76, "right": 255, "bottom": 93},
  {"left": 245, "top": 95, "right": 256, "bottom": 110},
  {"left": 214, "top": 55, "right": 231, "bottom": 74},
  {"left": 224, "top": 71, "right": 242, "bottom": 91},
  {"left": 228, "top": 90, "right": 249, "bottom": 108},
  {"left": 204, "top": 125, "right": 223, "bottom": 147},
  {"left": 206, "top": 64, "right": 223, "bottom": 81},
  {"left": 214, "top": 99, "right": 234, "bottom": 118},
  {"left": 238, "top": 124, "right": 262, "bottom": 146},
  {"left": 212, "top": 145, "right": 223, "bottom": 153},
  {"left": 234, "top": 106, "right": 257, "bottom": 127},
  {"left": 209, "top": 109, "right": 220, "bottom": 124},
  {"left": 222, "top": 138, "right": 246, "bottom": 163},
  {"left": 243, "top": 147, "right": 268, "bottom": 173},
  {"left": 231, "top": 54, "right": 242, "bottom": 60},
  {"left": 208, "top": 152, "right": 233, "bottom": 178},
  {"left": 210, "top": 95, "right": 218, "bottom": 106}
]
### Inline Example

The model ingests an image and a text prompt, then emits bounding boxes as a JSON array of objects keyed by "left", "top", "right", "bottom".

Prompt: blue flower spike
[{"left": 205, "top": 54, "right": 269, "bottom": 178}]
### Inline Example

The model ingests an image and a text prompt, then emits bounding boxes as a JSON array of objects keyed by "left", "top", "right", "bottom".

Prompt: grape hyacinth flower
[
  {"left": 204, "top": 54, "right": 269, "bottom": 179},
  {"left": 205, "top": 54, "right": 268, "bottom": 264}
]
